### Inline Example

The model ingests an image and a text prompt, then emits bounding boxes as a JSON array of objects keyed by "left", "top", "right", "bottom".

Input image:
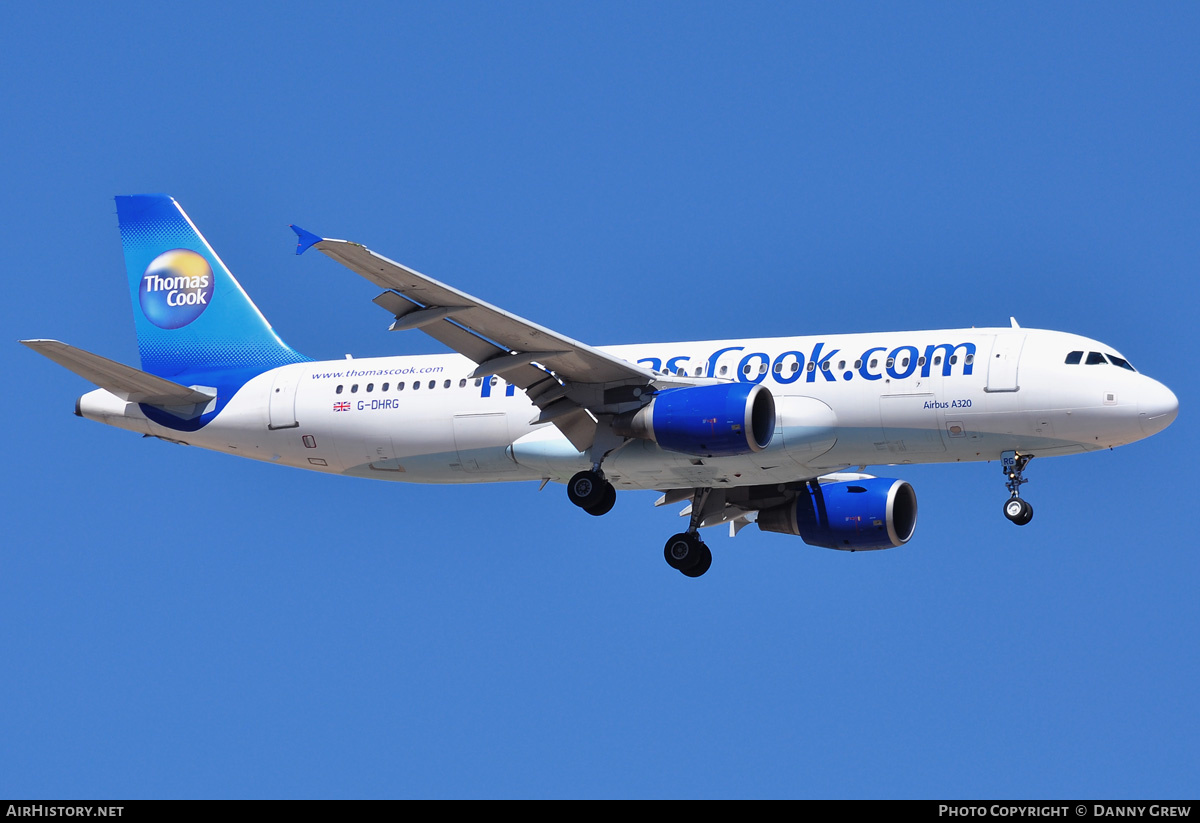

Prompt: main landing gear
[
  {"left": 1001, "top": 451, "right": 1034, "bottom": 526},
  {"left": 662, "top": 488, "right": 713, "bottom": 577},
  {"left": 567, "top": 469, "right": 616, "bottom": 517},
  {"left": 567, "top": 470, "right": 712, "bottom": 578},
  {"left": 663, "top": 532, "right": 712, "bottom": 578}
]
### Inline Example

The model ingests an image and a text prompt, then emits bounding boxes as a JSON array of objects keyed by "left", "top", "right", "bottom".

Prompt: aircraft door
[
  {"left": 986, "top": 333, "right": 1026, "bottom": 393},
  {"left": 268, "top": 368, "right": 300, "bottom": 429}
]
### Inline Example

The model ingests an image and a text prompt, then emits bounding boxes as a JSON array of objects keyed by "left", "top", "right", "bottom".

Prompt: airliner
[{"left": 22, "top": 195, "right": 1179, "bottom": 577}]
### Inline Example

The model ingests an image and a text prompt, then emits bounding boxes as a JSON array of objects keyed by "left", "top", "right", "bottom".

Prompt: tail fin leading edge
[{"left": 116, "top": 194, "right": 308, "bottom": 380}]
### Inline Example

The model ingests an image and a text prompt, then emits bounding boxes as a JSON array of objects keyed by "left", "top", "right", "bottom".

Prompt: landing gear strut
[
  {"left": 662, "top": 488, "right": 713, "bottom": 577},
  {"left": 1001, "top": 451, "right": 1034, "bottom": 526},
  {"left": 567, "top": 469, "right": 616, "bottom": 517}
]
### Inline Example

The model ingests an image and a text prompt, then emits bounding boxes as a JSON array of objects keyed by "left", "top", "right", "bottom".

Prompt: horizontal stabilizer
[{"left": 20, "top": 340, "right": 216, "bottom": 406}]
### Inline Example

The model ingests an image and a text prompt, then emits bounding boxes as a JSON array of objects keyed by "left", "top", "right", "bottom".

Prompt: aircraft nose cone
[{"left": 1139, "top": 379, "right": 1179, "bottom": 436}]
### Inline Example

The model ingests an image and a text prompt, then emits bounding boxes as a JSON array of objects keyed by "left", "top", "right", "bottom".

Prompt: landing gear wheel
[
  {"left": 680, "top": 543, "right": 712, "bottom": 577},
  {"left": 664, "top": 532, "right": 705, "bottom": 572},
  {"left": 1003, "top": 498, "right": 1033, "bottom": 526},
  {"left": 567, "top": 470, "right": 606, "bottom": 509},
  {"left": 584, "top": 482, "right": 617, "bottom": 517},
  {"left": 1018, "top": 500, "right": 1033, "bottom": 525}
]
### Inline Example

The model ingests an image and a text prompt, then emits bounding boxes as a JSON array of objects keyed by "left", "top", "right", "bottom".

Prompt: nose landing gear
[{"left": 1001, "top": 451, "right": 1034, "bottom": 525}]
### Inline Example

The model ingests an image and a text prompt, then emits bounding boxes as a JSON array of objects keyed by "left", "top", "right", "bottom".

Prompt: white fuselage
[{"left": 77, "top": 326, "right": 1178, "bottom": 492}]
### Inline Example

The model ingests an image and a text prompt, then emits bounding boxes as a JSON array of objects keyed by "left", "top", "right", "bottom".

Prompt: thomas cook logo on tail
[{"left": 138, "top": 249, "right": 215, "bottom": 329}]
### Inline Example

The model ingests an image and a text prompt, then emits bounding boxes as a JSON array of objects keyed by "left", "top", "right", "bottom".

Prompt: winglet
[{"left": 290, "top": 225, "right": 323, "bottom": 255}]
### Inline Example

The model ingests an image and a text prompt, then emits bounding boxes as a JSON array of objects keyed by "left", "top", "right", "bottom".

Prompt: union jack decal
[{"left": 333, "top": 402, "right": 351, "bottom": 412}]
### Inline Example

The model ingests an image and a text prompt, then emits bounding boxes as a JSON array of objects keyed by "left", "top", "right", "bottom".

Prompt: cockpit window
[
  {"left": 1107, "top": 354, "right": 1136, "bottom": 372},
  {"left": 1067, "top": 349, "right": 1136, "bottom": 370}
]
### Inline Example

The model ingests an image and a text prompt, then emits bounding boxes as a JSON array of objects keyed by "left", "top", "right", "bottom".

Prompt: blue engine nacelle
[
  {"left": 614, "top": 383, "right": 776, "bottom": 457},
  {"left": 756, "top": 477, "right": 918, "bottom": 551}
]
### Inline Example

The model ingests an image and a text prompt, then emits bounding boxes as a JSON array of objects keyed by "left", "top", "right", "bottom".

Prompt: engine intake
[
  {"left": 614, "top": 383, "right": 775, "bottom": 457},
  {"left": 757, "top": 477, "right": 917, "bottom": 551}
]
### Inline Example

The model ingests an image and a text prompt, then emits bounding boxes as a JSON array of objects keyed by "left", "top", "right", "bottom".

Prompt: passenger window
[
  {"left": 838, "top": 360, "right": 846, "bottom": 370},
  {"left": 870, "top": 359, "right": 878, "bottom": 368},
  {"left": 933, "top": 356, "right": 942, "bottom": 365},
  {"left": 950, "top": 355, "right": 957, "bottom": 365},
  {"left": 490, "top": 377, "right": 499, "bottom": 386},
  {"left": 806, "top": 362, "right": 815, "bottom": 372},
  {"left": 719, "top": 365, "right": 728, "bottom": 375},
  {"left": 428, "top": 380, "right": 436, "bottom": 389},
  {"left": 901, "top": 357, "right": 909, "bottom": 368},
  {"left": 475, "top": 378, "right": 482, "bottom": 387},
  {"left": 964, "top": 354, "right": 973, "bottom": 365},
  {"left": 444, "top": 379, "right": 451, "bottom": 389},
  {"left": 336, "top": 385, "right": 343, "bottom": 394},
  {"left": 886, "top": 358, "right": 894, "bottom": 368},
  {"left": 351, "top": 384, "right": 359, "bottom": 393},
  {"left": 821, "top": 361, "right": 830, "bottom": 371},
  {"left": 412, "top": 381, "right": 420, "bottom": 390},
  {"left": 398, "top": 382, "right": 405, "bottom": 390},
  {"left": 1086, "top": 351, "right": 1107, "bottom": 365},
  {"left": 366, "top": 383, "right": 374, "bottom": 392},
  {"left": 759, "top": 363, "right": 767, "bottom": 374},
  {"left": 918, "top": 356, "right": 926, "bottom": 367},
  {"left": 382, "top": 382, "right": 389, "bottom": 391},
  {"left": 1065, "top": 351, "right": 1083, "bottom": 365},
  {"left": 854, "top": 360, "right": 862, "bottom": 369},
  {"left": 790, "top": 362, "right": 799, "bottom": 373},
  {"left": 773, "top": 362, "right": 782, "bottom": 373},
  {"left": 694, "top": 366, "right": 703, "bottom": 376},
  {"left": 742, "top": 364, "right": 751, "bottom": 375},
  {"left": 459, "top": 379, "right": 467, "bottom": 387}
]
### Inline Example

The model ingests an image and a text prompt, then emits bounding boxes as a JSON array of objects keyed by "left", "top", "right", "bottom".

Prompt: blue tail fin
[{"left": 116, "top": 194, "right": 308, "bottom": 380}]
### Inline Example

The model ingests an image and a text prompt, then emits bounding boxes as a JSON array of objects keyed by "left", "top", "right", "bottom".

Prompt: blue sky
[{"left": 2, "top": 2, "right": 1197, "bottom": 799}]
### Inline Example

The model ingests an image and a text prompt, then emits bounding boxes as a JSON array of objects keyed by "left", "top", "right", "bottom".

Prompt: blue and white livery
[{"left": 22, "top": 195, "right": 1179, "bottom": 577}]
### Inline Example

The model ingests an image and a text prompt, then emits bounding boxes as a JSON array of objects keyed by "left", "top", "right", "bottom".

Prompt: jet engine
[
  {"left": 757, "top": 477, "right": 917, "bottom": 551},
  {"left": 614, "top": 383, "right": 775, "bottom": 457}
]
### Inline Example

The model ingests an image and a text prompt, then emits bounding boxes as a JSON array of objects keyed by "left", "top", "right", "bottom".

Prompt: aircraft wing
[{"left": 293, "top": 227, "right": 668, "bottom": 451}]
